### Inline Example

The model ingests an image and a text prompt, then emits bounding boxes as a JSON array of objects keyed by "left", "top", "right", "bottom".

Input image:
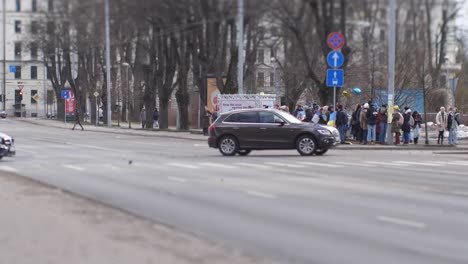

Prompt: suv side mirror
[{"left": 275, "top": 119, "right": 285, "bottom": 126}]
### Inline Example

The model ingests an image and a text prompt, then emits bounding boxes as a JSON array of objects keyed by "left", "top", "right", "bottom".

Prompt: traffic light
[{"left": 19, "top": 90, "right": 23, "bottom": 101}]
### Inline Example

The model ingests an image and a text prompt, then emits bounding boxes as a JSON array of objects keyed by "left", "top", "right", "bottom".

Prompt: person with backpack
[
  {"left": 366, "top": 102, "right": 378, "bottom": 145},
  {"left": 377, "top": 104, "right": 388, "bottom": 144},
  {"left": 402, "top": 108, "right": 413, "bottom": 145},
  {"left": 72, "top": 109, "right": 84, "bottom": 131},
  {"left": 391, "top": 105, "right": 402, "bottom": 145},
  {"left": 335, "top": 104, "right": 348, "bottom": 144}
]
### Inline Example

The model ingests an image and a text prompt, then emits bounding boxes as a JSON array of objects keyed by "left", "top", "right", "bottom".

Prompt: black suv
[{"left": 208, "top": 109, "right": 336, "bottom": 156}]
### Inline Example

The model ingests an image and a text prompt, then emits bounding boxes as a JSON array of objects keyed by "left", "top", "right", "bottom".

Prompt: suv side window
[
  {"left": 224, "top": 112, "right": 258, "bottom": 123},
  {"left": 259, "top": 111, "right": 283, "bottom": 123}
]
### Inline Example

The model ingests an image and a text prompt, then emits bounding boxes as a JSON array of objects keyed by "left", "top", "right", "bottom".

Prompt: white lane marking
[
  {"left": 246, "top": 190, "right": 276, "bottom": 199},
  {"left": 235, "top": 162, "right": 270, "bottom": 170},
  {"left": 394, "top": 161, "right": 443, "bottom": 167},
  {"left": 104, "top": 164, "right": 121, "bottom": 171},
  {"left": 168, "top": 176, "right": 187, "bottom": 183},
  {"left": 166, "top": 163, "right": 199, "bottom": 169},
  {"left": 67, "top": 143, "right": 127, "bottom": 153},
  {"left": 0, "top": 166, "right": 18, "bottom": 173},
  {"left": 199, "top": 162, "right": 235, "bottom": 169},
  {"left": 365, "top": 161, "right": 409, "bottom": 167},
  {"left": 62, "top": 164, "right": 85, "bottom": 171},
  {"left": 296, "top": 161, "right": 343, "bottom": 168},
  {"left": 264, "top": 162, "right": 305, "bottom": 168},
  {"left": 333, "top": 161, "right": 374, "bottom": 167},
  {"left": 434, "top": 161, "right": 467, "bottom": 166},
  {"left": 376, "top": 216, "right": 426, "bottom": 229}
]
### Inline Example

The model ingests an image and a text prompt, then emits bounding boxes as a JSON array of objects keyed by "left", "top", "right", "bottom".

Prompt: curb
[{"left": 16, "top": 119, "right": 207, "bottom": 142}]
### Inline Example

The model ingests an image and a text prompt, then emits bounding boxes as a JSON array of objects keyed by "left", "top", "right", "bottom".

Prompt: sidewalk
[
  {"left": 0, "top": 171, "right": 270, "bottom": 264},
  {"left": 16, "top": 118, "right": 468, "bottom": 151}
]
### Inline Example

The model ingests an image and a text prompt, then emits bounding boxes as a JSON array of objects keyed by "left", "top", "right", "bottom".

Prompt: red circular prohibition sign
[{"left": 327, "top": 32, "right": 345, "bottom": 50}]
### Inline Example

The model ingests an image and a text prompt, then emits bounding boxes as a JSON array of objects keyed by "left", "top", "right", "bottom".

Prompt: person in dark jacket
[
  {"left": 335, "top": 104, "right": 348, "bottom": 144},
  {"left": 377, "top": 104, "right": 388, "bottom": 144},
  {"left": 318, "top": 105, "right": 329, "bottom": 125},
  {"left": 351, "top": 104, "right": 361, "bottom": 141},
  {"left": 412, "top": 110, "right": 422, "bottom": 144},
  {"left": 202, "top": 106, "right": 212, "bottom": 136},
  {"left": 153, "top": 108, "right": 159, "bottom": 128},
  {"left": 402, "top": 108, "right": 412, "bottom": 145},
  {"left": 72, "top": 110, "right": 84, "bottom": 131},
  {"left": 304, "top": 107, "right": 313, "bottom": 122},
  {"left": 366, "top": 103, "right": 377, "bottom": 144}
]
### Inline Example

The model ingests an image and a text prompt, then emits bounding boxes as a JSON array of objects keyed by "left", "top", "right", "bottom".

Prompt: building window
[
  {"left": 380, "top": 8, "right": 386, "bottom": 18},
  {"left": 15, "top": 21, "right": 21, "bottom": 33},
  {"left": 14, "top": 66, "right": 22, "bottom": 79},
  {"left": 31, "top": 90, "right": 38, "bottom": 104},
  {"left": 257, "top": 49, "right": 264, "bottom": 64},
  {"left": 48, "top": 0, "right": 54, "bottom": 11},
  {"left": 257, "top": 72, "right": 265, "bottom": 87},
  {"left": 31, "top": 21, "right": 38, "bottom": 34},
  {"left": 32, "top": 0, "right": 37, "bottom": 12},
  {"left": 47, "top": 21, "right": 55, "bottom": 35},
  {"left": 16, "top": 0, "right": 21, "bottom": 11},
  {"left": 380, "top": 29, "right": 385, "bottom": 41},
  {"left": 47, "top": 68, "right": 51, "bottom": 80},
  {"left": 15, "top": 42, "right": 22, "bottom": 59},
  {"left": 31, "top": 66, "right": 37, "bottom": 79},
  {"left": 31, "top": 43, "right": 38, "bottom": 59}
]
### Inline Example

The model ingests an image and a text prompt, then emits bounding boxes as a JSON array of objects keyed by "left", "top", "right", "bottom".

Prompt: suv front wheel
[
  {"left": 296, "top": 135, "right": 317, "bottom": 156},
  {"left": 218, "top": 136, "right": 239, "bottom": 156}
]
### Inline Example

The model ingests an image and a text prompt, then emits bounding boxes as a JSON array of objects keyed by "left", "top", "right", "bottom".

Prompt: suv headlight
[{"left": 317, "top": 129, "right": 332, "bottom": 135}]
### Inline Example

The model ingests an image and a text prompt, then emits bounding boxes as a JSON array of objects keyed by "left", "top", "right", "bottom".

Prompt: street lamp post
[
  {"left": 105, "top": 0, "right": 112, "bottom": 128},
  {"left": 270, "top": 57, "right": 277, "bottom": 95},
  {"left": 386, "top": 0, "right": 396, "bottom": 145}
]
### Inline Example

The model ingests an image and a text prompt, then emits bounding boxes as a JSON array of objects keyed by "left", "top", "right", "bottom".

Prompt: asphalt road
[{"left": 2, "top": 119, "right": 468, "bottom": 264}]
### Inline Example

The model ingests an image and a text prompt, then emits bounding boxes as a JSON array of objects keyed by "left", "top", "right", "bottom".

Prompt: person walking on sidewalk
[
  {"left": 153, "top": 108, "right": 159, "bottom": 128},
  {"left": 412, "top": 110, "right": 422, "bottom": 144},
  {"left": 402, "top": 108, "right": 413, "bottom": 145},
  {"left": 335, "top": 104, "right": 348, "bottom": 144},
  {"left": 72, "top": 110, "right": 84, "bottom": 131},
  {"left": 377, "top": 104, "right": 388, "bottom": 144},
  {"left": 454, "top": 108, "right": 461, "bottom": 145},
  {"left": 391, "top": 105, "right": 402, "bottom": 145},
  {"left": 360, "top": 103, "right": 369, "bottom": 144},
  {"left": 140, "top": 108, "right": 146, "bottom": 129},
  {"left": 436, "top": 106, "right": 447, "bottom": 144}
]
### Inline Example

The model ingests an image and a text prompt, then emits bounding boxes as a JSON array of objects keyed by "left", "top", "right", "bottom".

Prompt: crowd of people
[{"left": 286, "top": 101, "right": 462, "bottom": 146}]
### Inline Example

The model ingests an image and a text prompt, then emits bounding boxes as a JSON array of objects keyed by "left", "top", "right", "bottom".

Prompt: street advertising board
[
  {"left": 218, "top": 94, "right": 277, "bottom": 113},
  {"left": 206, "top": 77, "right": 224, "bottom": 113},
  {"left": 65, "top": 90, "right": 76, "bottom": 115}
]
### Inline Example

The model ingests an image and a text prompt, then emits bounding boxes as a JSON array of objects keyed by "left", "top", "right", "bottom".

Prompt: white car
[{"left": 0, "top": 132, "right": 15, "bottom": 159}]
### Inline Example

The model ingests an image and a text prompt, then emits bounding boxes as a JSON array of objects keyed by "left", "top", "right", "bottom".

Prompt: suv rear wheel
[
  {"left": 218, "top": 136, "right": 239, "bottom": 156},
  {"left": 296, "top": 135, "right": 317, "bottom": 156}
]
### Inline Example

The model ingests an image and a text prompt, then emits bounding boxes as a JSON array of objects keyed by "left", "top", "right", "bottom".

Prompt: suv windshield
[{"left": 277, "top": 111, "right": 302, "bottom": 124}]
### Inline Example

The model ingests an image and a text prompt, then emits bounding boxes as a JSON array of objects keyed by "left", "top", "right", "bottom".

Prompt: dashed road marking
[
  {"left": 296, "top": 161, "right": 343, "bottom": 168},
  {"left": 376, "top": 216, "right": 426, "bottom": 229},
  {"left": 394, "top": 161, "right": 443, "bottom": 166},
  {"left": 366, "top": 161, "right": 409, "bottom": 167},
  {"left": 166, "top": 163, "right": 199, "bottom": 169},
  {"left": 234, "top": 162, "right": 270, "bottom": 170},
  {"left": 168, "top": 176, "right": 187, "bottom": 183},
  {"left": 199, "top": 162, "right": 236, "bottom": 169},
  {"left": 333, "top": 161, "right": 374, "bottom": 167},
  {"left": 246, "top": 190, "right": 276, "bottom": 199},
  {"left": 264, "top": 162, "right": 305, "bottom": 168},
  {"left": 62, "top": 164, "right": 85, "bottom": 171}
]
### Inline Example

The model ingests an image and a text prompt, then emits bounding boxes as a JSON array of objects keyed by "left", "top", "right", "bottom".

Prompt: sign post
[
  {"left": 326, "top": 32, "right": 345, "bottom": 111},
  {"left": 32, "top": 94, "right": 40, "bottom": 119},
  {"left": 61, "top": 89, "right": 71, "bottom": 124}
]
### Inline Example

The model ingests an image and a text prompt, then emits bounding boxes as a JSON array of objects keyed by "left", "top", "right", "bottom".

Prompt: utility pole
[
  {"left": 386, "top": 0, "right": 396, "bottom": 145},
  {"left": 3, "top": 0, "right": 6, "bottom": 111},
  {"left": 105, "top": 0, "right": 112, "bottom": 128},
  {"left": 237, "top": 0, "right": 244, "bottom": 94}
]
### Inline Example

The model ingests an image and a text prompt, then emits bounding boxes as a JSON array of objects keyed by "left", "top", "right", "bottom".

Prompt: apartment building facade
[{"left": 0, "top": 0, "right": 53, "bottom": 117}]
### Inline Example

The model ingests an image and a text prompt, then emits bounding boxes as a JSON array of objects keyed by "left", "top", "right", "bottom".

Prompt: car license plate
[{"left": 9, "top": 146, "right": 15, "bottom": 152}]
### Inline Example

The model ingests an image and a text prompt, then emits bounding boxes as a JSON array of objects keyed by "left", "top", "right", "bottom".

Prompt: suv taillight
[{"left": 209, "top": 125, "right": 216, "bottom": 134}]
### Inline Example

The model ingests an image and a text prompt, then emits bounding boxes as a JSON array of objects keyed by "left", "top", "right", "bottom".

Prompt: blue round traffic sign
[{"left": 327, "top": 50, "right": 344, "bottom": 68}]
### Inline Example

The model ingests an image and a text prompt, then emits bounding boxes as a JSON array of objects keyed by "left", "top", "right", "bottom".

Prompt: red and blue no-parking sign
[{"left": 327, "top": 32, "right": 345, "bottom": 50}]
